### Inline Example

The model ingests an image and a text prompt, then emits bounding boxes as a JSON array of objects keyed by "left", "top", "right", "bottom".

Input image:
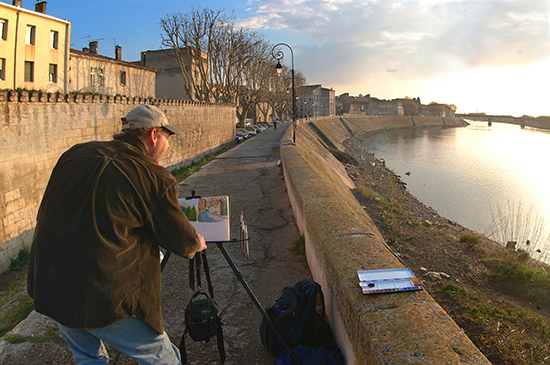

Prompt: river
[{"left": 359, "top": 120, "right": 550, "bottom": 262}]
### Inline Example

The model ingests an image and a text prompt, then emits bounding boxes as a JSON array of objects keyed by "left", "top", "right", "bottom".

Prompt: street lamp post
[{"left": 272, "top": 43, "right": 296, "bottom": 143}]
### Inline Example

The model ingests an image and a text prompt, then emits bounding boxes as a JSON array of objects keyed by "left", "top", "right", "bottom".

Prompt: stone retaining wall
[
  {"left": 280, "top": 116, "right": 490, "bottom": 364},
  {"left": 0, "top": 90, "right": 236, "bottom": 272}
]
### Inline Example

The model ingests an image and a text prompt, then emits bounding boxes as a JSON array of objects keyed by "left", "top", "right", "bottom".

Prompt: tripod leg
[
  {"left": 214, "top": 242, "right": 302, "bottom": 365},
  {"left": 179, "top": 332, "right": 188, "bottom": 364},
  {"left": 160, "top": 251, "right": 172, "bottom": 272}
]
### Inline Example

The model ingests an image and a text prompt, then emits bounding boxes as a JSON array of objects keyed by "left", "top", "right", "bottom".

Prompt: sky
[{"left": 17, "top": 0, "right": 550, "bottom": 117}]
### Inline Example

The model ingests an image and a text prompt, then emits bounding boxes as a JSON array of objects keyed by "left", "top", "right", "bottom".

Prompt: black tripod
[{"left": 113, "top": 206, "right": 301, "bottom": 365}]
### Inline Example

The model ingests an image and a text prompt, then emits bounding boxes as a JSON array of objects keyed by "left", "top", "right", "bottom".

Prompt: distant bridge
[{"left": 456, "top": 114, "right": 550, "bottom": 130}]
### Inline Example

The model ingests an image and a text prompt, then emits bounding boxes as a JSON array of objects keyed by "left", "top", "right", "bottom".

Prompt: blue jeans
[{"left": 57, "top": 317, "right": 182, "bottom": 365}]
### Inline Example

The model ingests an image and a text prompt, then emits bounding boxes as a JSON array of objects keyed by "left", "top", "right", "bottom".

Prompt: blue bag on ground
[
  {"left": 275, "top": 345, "right": 345, "bottom": 365},
  {"left": 259, "top": 279, "right": 338, "bottom": 358}
]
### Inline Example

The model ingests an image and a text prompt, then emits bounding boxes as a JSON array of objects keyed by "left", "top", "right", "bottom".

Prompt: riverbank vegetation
[{"left": 344, "top": 142, "right": 550, "bottom": 365}]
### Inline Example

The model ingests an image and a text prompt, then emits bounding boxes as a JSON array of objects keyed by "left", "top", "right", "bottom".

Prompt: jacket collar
[{"left": 120, "top": 134, "right": 150, "bottom": 157}]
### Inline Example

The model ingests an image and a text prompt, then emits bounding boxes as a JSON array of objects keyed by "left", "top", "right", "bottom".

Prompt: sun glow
[{"left": 427, "top": 57, "right": 550, "bottom": 117}]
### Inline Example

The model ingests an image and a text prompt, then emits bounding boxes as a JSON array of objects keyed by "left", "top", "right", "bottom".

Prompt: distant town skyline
[{"left": 12, "top": 0, "right": 550, "bottom": 117}]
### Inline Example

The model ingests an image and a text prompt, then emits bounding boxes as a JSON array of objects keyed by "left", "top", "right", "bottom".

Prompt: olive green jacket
[{"left": 27, "top": 136, "right": 201, "bottom": 334}]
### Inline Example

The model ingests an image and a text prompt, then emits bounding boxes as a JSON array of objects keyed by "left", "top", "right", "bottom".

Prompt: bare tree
[
  {"left": 160, "top": 7, "right": 262, "bottom": 104},
  {"left": 159, "top": 8, "right": 220, "bottom": 102},
  {"left": 160, "top": 7, "right": 308, "bottom": 125},
  {"left": 264, "top": 66, "right": 306, "bottom": 122},
  {"left": 235, "top": 38, "right": 276, "bottom": 125}
]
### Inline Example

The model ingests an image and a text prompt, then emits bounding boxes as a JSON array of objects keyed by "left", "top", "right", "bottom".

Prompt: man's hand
[{"left": 197, "top": 233, "right": 207, "bottom": 252}]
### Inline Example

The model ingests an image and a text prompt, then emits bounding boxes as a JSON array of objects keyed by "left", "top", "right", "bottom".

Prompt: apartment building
[
  {"left": 1, "top": 1, "right": 156, "bottom": 98},
  {"left": 337, "top": 94, "right": 404, "bottom": 116},
  {"left": 366, "top": 96, "right": 404, "bottom": 116},
  {"left": 70, "top": 42, "right": 156, "bottom": 98},
  {"left": 0, "top": 0, "right": 71, "bottom": 93},
  {"left": 140, "top": 48, "right": 206, "bottom": 101},
  {"left": 338, "top": 94, "right": 371, "bottom": 115},
  {"left": 297, "top": 84, "right": 336, "bottom": 118}
]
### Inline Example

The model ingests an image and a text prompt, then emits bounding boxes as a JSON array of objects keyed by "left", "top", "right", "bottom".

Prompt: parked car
[
  {"left": 252, "top": 124, "right": 267, "bottom": 132},
  {"left": 244, "top": 126, "right": 260, "bottom": 134},
  {"left": 237, "top": 128, "right": 255, "bottom": 137}
]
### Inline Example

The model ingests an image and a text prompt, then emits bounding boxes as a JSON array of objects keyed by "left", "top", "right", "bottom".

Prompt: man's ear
[{"left": 147, "top": 128, "right": 158, "bottom": 147}]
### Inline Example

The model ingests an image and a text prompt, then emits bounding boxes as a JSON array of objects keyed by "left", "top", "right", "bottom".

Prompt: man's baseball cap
[{"left": 121, "top": 105, "right": 184, "bottom": 135}]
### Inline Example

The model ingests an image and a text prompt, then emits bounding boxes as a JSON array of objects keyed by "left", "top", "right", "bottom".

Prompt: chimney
[
  {"left": 12, "top": 0, "right": 22, "bottom": 7},
  {"left": 89, "top": 41, "right": 98, "bottom": 54},
  {"left": 35, "top": 1, "right": 46, "bottom": 14},
  {"left": 115, "top": 45, "right": 122, "bottom": 61}
]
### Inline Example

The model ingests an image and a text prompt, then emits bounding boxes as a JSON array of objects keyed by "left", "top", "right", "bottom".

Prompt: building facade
[
  {"left": 0, "top": 0, "right": 71, "bottom": 93},
  {"left": 366, "top": 97, "right": 403, "bottom": 116},
  {"left": 337, "top": 94, "right": 404, "bottom": 116},
  {"left": 140, "top": 48, "right": 206, "bottom": 101},
  {"left": 69, "top": 42, "right": 156, "bottom": 98},
  {"left": 1, "top": 1, "right": 155, "bottom": 98},
  {"left": 297, "top": 84, "right": 336, "bottom": 118}
]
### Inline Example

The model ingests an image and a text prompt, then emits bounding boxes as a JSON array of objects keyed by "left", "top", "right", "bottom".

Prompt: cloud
[
  {"left": 232, "top": 0, "right": 550, "bottom": 112},
  {"left": 238, "top": 0, "right": 550, "bottom": 78}
]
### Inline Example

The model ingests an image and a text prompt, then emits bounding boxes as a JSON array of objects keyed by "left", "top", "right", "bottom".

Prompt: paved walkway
[
  {"left": 0, "top": 122, "right": 311, "bottom": 364},
  {"left": 162, "top": 122, "right": 311, "bottom": 364}
]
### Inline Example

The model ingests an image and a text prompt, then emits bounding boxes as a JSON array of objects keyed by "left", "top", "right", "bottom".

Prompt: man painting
[{"left": 28, "top": 105, "right": 206, "bottom": 364}]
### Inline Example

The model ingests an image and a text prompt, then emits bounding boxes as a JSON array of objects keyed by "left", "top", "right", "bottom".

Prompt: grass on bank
[
  {"left": 1, "top": 249, "right": 33, "bottom": 337},
  {"left": 356, "top": 185, "right": 405, "bottom": 220},
  {"left": 10, "top": 250, "right": 29, "bottom": 272},
  {"left": 485, "top": 257, "right": 550, "bottom": 306},
  {"left": 460, "top": 233, "right": 480, "bottom": 250},
  {"left": 291, "top": 235, "right": 305, "bottom": 255},
  {"left": 0, "top": 276, "right": 34, "bottom": 338},
  {"left": 171, "top": 148, "right": 229, "bottom": 183},
  {"left": 428, "top": 281, "right": 550, "bottom": 364}
]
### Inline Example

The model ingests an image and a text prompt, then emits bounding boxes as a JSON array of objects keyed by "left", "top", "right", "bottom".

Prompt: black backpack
[
  {"left": 180, "top": 252, "right": 225, "bottom": 364},
  {"left": 260, "top": 279, "right": 338, "bottom": 358}
]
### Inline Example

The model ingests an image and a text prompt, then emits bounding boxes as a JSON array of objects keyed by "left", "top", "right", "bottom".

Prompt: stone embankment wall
[
  {"left": 0, "top": 90, "right": 236, "bottom": 272},
  {"left": 280, "top": 115, "right": 490, "bottom": 364}
]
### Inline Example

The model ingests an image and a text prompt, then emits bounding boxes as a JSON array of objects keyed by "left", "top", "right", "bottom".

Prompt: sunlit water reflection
[{"left": 359, "top": 121, "right": 550, "bottom": 262}]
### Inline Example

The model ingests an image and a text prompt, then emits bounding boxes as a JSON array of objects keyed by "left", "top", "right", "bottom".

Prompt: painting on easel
[{"left": 178, "top": 195, "right": 230, "bottom": 241}]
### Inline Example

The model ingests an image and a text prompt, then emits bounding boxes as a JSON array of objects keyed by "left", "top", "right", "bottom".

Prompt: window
[
  {"left": 0, "top": 19, "right": 7, "bottom": 41},
  {"left": 26, "top": 25, "right": 35, "bottom": 45},
  {"left": 50, "top": 30, "right": 58, "bottom": 49},
  {"left": 24, "top": 61, "right": 34, "bottom": 82},
  {"left": 90, "top": 67, "right": 104, "bottom": 87},
  {"left": 49, "top": 64, "right": 57, "bottom": 83},
  {"left": 120, "top": 71, "right": 126, "bottom": 85},
  {"left": 0, "top": 58, "right": 5, "bottom": 80}
]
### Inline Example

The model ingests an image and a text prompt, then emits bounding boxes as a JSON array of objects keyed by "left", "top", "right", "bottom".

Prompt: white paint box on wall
[{"left": 358, "top": 268, "right": 423, "bottom": 295}]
